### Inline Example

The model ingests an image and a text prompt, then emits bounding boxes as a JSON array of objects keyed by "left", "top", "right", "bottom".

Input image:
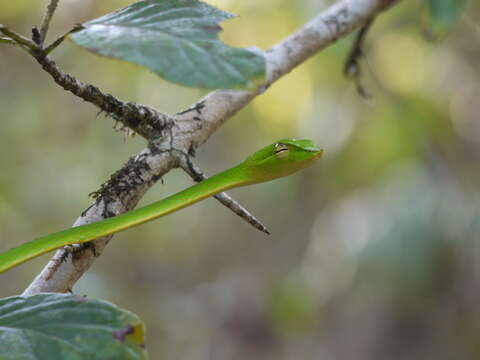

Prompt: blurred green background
[{"left": 1, "top": 0, "right": 479, "bottom": 359}]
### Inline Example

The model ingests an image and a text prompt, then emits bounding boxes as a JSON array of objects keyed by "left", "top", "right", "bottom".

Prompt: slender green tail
[{"left": 0, "top": 167, "right": 243, "bottom": 273}]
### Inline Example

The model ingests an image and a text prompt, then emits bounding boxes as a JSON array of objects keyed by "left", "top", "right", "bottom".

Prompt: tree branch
[
  {"left": 2, "top": 23, "right": 170, "bottom": 137},
  {"left": 31, "top": 52, "right": 172, "bottom": 139},
  {"left": 22, "top": 0, "right": 401, "bottom": 296}
]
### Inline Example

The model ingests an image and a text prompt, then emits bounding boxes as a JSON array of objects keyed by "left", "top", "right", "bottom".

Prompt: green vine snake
[{"left": 0, "top": 139, "right": 323, "bottom": 273}]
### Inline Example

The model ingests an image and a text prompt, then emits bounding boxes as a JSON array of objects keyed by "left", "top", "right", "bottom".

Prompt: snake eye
[{"left": 274, "top": 143, "right": 290, "bottom": 159}]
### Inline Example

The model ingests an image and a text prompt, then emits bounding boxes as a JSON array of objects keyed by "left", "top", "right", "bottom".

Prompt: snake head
[{"left": 241, "top": 139, "right": 323, "bottom": 184}]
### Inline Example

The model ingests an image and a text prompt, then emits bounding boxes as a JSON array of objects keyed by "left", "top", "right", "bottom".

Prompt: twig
[
  {"left": 30, "top": 52, "right": 172, "bottom": 139},
  {"left": 180, "top": 157, "right": 270, "bottom": 235},
  {"left": 38, "top": 0, "right": 60, "bottom": 46},
  {"left": 1, "top": 22, "right": 167, "bottom": 138},
  {"left": 0, "top": 37, "right": 15, "bottom": 45},
  {"left": 344, "top": 17, "right": 374, "bottom": 98},
  {"left": 0, "top": 25, "right": 37, "bottom": 50}
]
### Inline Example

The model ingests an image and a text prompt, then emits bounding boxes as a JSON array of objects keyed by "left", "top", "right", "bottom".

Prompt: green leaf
[
  {"left": 71, "top": 0, "right": 266, "bottom": 90},
  {"left": 423, "top": 0, "right": 466, "bottom": 39},
  {"left": 0, "top": 293, "right": 147, "bottom": 360}
]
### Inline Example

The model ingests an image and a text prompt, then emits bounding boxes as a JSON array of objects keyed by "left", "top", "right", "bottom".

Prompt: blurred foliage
[
  {"left": 0, "top": 0, "right": 479, "bottom": 359},
  {"left": 423, "top": 0, "right": 467, "bottom": 39}
]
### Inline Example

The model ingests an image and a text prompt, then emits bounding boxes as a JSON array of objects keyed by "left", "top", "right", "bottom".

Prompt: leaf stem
[{"left": 44, "top": 24, "right": 83, "bottom": 54}]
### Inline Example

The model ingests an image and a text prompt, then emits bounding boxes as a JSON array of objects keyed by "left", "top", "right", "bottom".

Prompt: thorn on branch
[
  {"left": 176, "top": 100, "right": 206, "bottom": 116},
  {"left": 180, "top": 156, "right": 271, "bottom": 235}
]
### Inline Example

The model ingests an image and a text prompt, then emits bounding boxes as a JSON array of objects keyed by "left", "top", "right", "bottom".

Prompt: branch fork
[{"left": 0, "top": 0, "right": 404, "bottom": 295}]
